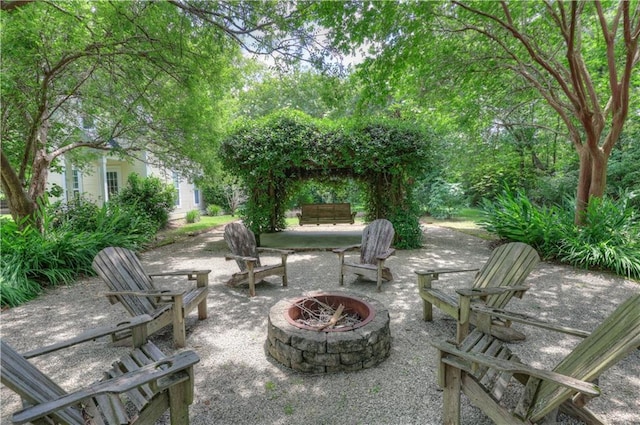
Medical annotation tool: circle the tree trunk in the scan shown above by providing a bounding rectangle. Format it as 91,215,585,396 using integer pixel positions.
575,145,608,225
575,148,592,225
1,150,37,226
1,138,52,231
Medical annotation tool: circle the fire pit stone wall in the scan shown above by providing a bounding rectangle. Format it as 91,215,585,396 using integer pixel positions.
266,291,391,373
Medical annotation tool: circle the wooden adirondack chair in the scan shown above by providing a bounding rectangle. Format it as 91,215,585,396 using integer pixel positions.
223,222,294,297
432,293,640,425
1,315,200,425
333,219,395,292
92,246,210,348
416,242,540,342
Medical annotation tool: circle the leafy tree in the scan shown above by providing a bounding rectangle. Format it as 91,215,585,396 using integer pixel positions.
312,1,640,224
230,66,358,120
1,0,335,230
1,1,236,228
448,1,639,224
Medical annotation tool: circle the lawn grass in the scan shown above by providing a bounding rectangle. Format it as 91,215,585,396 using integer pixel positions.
151,215,238,247
422,208,497,240
152,210,495,247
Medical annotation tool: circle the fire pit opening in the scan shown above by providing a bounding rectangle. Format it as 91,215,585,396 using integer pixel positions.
267,291,391,373
286,294,375,332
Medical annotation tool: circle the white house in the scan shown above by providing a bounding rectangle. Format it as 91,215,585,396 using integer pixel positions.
48,151,203,221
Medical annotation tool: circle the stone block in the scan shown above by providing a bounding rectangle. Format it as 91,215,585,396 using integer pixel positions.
290,330,326,353
303,351,340,367
326,331,367,353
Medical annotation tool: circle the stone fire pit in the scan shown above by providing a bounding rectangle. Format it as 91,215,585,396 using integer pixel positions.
266,291,391,373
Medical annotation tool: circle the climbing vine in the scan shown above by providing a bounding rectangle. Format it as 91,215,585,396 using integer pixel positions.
219,110,433,248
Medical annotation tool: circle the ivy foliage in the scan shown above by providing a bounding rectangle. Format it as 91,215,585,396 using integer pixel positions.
219,110,433,248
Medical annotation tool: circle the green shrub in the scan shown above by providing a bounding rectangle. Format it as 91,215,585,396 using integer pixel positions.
1,215,92,307
388,206,424,249
478,188,562,251
424,179,467,219
186,210,201,223
1,217,46,306
206,204,222,216
48,197,101,231
1,198,159,307
111,173,175,230
557,196,640,279
480,188,640,279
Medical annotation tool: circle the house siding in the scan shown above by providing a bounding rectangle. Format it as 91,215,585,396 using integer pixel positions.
48,153,203,221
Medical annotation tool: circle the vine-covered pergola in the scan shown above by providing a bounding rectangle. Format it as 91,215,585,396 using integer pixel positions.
219,111,433,248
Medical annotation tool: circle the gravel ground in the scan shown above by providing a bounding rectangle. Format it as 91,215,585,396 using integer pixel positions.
1,223,639,425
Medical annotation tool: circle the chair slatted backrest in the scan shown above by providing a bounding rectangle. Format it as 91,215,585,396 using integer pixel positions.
92,247,159,316
1,340,85,425
474,242,540,308
224,222,261,270
360,219,395,265
528,294,640,422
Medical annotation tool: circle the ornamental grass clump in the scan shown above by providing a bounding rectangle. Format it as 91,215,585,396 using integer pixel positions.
1,197,161,307
480,189,639,280
557,196,640,279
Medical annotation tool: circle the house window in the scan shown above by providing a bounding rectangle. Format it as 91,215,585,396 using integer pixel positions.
173,172,181,206
194,187,200,205
106,171,119,196
72,169,81,199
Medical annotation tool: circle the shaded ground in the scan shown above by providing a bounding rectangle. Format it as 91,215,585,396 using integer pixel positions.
1,224,638,424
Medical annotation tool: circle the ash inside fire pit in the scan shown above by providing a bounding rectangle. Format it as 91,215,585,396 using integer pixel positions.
267,291,391,373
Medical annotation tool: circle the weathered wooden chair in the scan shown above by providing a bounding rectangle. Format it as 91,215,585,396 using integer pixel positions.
332,219,395,292
416,242,540,342
92,246,210,348
223,222,294,297
1,315,200,425
432,293,640,425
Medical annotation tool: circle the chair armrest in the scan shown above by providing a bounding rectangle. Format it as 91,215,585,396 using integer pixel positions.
332,244,361,254
225,254,258,264
257,248,295,255
21,315,154,359
149,270,211,278
376,248,395,261
470,304,591,338
104,290,185,298
11,350,200,425
456,285,530,298
416,268,480,293
414,268,479,277
432,339,600,396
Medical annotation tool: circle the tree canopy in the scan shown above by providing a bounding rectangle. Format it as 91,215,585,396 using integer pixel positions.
0,0,335,228
311,0,640,223
2,0,638,233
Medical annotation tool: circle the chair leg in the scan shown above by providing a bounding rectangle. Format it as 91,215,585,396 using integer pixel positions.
196,274,208,320
443,362,462,425
169,381,191,425
197,299,207,321
247,264,256,297
417,273,435,321
248,272,256,297
173,296,186,348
